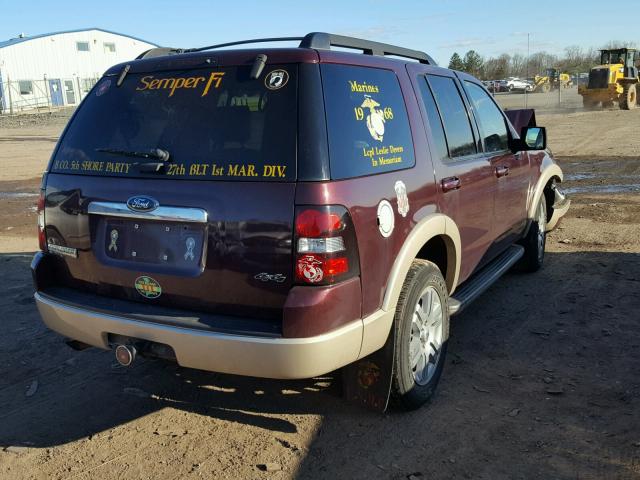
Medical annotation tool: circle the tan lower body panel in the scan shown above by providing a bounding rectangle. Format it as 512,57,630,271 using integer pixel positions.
35,292,365,380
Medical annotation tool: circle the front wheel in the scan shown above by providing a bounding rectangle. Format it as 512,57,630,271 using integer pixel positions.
391,260,449,410
518,195,547,272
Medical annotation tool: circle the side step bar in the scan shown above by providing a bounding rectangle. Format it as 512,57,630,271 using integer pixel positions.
448,245,524,316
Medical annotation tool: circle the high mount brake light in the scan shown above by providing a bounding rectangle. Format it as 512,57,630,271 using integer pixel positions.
294,206,359,285
37,190,47,252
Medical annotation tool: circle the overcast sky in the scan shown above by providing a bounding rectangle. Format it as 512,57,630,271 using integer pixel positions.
1,0,635,65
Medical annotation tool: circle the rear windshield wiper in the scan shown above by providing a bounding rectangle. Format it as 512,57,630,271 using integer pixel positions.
96,147,171,162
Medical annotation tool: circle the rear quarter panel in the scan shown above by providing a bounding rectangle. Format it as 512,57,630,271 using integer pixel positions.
296,54,438,316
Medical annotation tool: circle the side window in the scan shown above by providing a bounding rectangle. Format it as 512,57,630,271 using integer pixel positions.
464,81,509,153
426,75,476,159
417,78,448,163
321,64,415,180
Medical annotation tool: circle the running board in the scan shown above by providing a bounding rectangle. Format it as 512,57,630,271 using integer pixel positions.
448,245,524,316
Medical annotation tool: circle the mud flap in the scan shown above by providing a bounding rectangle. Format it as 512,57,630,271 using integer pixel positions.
342,326,395,412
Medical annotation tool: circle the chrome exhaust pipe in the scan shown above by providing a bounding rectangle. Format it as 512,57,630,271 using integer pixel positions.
114,344,136,367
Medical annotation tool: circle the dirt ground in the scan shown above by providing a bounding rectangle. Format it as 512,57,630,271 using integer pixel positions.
0,108,639,479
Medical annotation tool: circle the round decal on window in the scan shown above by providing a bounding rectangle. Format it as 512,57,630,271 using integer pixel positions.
95,79,111,97
264,69,289,90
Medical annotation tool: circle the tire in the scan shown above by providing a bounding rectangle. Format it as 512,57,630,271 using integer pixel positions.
542,83,551,93
518,194,547,272
620,84,637,110
391,260,449,410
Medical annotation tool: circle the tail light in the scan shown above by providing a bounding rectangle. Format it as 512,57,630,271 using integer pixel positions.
294,206,360,285
37,190,47,252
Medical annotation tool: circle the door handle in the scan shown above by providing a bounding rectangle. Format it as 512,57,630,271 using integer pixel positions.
495,165,510,178
441,176,461,192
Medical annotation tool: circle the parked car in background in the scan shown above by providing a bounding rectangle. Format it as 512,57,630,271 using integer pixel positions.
485,79,509,93
506,77,534,92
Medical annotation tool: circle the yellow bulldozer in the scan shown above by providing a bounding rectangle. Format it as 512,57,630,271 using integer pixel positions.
533,68,572,93
578,48,640,109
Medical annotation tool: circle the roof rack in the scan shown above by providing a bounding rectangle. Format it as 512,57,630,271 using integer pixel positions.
136,47,185,59
174,32,435,65
300,32,435,65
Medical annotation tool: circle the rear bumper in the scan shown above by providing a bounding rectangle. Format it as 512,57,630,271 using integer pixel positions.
35,291,363,379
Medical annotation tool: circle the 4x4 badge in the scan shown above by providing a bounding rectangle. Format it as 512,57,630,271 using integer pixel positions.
134,276,162,299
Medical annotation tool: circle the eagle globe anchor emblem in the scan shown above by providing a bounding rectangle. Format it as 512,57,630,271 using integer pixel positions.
361,95,386,142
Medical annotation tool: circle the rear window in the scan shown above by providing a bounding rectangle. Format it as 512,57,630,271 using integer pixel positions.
321,64,415,179
51,65,297,181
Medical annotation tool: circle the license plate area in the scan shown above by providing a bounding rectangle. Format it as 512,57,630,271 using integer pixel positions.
96,218,206,276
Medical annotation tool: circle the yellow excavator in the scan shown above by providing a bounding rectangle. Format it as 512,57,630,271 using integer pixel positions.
533,68,572,93
578,48,640,109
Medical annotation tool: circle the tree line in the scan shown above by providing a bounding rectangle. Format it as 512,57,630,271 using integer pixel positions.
448,42,638,80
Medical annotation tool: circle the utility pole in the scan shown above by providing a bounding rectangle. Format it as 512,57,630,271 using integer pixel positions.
7,76,13,115
525,33,530,109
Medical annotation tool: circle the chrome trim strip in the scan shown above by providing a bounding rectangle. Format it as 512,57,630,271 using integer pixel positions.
88,201,207,223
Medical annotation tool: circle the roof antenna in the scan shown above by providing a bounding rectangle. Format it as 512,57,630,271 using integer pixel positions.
250,54,267,79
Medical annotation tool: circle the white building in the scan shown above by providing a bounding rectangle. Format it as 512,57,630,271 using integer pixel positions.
0,28,158,113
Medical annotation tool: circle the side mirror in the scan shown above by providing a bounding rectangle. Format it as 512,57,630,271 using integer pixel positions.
520,126,546,150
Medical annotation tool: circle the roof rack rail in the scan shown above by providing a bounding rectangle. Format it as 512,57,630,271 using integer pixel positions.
300,32,435,65
136,47,185,59
184,37,303,53
176,32,435,65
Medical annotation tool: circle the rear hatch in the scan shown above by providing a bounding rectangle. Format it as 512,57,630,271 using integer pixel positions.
41,53,310,332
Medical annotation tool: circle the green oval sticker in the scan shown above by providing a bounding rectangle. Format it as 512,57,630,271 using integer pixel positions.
134,276,162,299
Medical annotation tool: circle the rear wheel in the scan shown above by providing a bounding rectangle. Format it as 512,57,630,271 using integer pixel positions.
518,195,547,272
620,84,637,110
391,260,449,410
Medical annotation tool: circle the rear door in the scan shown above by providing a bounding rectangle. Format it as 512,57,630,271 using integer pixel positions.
44,63,299,323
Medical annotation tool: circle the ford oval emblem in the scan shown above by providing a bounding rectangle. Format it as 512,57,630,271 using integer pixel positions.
126,195,159,213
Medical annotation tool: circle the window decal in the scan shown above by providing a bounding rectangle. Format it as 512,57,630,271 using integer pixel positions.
322,64,415,179
264,69,289,90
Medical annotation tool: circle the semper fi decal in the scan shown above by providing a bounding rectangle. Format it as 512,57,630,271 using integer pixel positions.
135,71,225,97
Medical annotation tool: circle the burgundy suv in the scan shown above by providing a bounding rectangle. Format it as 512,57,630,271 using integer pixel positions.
32,33,569,411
